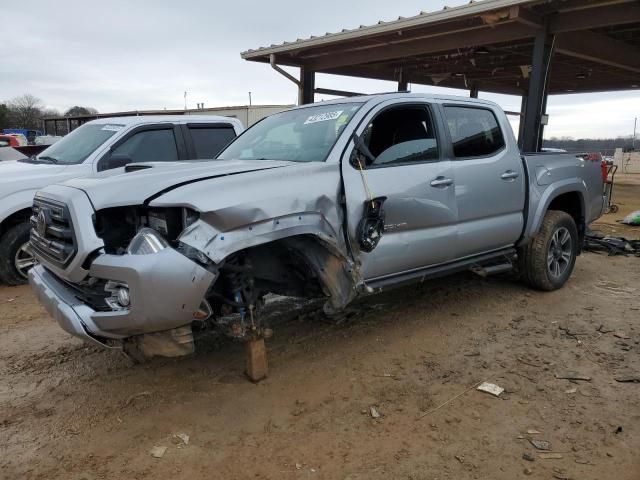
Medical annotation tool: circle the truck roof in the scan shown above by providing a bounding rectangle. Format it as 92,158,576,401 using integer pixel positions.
85,115,243,128
293,92,500,110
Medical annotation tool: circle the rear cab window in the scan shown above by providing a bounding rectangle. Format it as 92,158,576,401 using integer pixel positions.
444,106,505,158
188,125,237,159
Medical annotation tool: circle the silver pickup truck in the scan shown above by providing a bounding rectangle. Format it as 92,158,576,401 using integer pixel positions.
29,93,605,359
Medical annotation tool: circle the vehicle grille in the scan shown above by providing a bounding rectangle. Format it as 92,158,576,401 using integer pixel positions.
30,198,77,268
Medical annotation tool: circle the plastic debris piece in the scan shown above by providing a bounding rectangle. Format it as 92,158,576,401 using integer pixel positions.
150,446,167,458
555,372,591,381
530,439,552,451
539,453,563,459
614,374,640,383
370,406,381,418
174,433,189,445
527,429,541,435
477,382,504,397
621,210,640,225
565,387,578,394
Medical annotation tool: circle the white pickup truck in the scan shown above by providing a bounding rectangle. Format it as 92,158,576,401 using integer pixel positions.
0,115,243,284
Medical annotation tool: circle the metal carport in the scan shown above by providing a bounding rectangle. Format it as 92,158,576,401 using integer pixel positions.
241,0,640,152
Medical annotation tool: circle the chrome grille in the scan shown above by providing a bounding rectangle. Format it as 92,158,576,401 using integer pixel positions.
30,198,77,268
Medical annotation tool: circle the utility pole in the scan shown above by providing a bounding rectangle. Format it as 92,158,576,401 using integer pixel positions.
633,116,637,150
248,91,252,106
184,91,187,111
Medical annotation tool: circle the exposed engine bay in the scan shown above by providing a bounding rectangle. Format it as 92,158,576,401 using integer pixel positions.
89,206,355,353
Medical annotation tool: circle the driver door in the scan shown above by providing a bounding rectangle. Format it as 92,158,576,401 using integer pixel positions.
342,101,458,280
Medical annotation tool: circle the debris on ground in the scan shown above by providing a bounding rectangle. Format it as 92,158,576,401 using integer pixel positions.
149,446,167,458
565,387,578,394
476,382,504,397
583,232,640,256
621,210,640,226
173,433,189,445
524,467,533,475
529,439,552,451
124,391,152,406
526,429,541,434
597,325,614,334
613,331,630,339
539,453,563,459
522,452,535,462
369,406,381,419
555,372,592,381
614,374,640,383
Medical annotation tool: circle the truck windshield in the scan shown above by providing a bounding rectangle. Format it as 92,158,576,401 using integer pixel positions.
34,123,123,165
218,103,362,162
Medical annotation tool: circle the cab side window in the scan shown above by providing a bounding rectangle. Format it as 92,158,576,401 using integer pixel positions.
363,105,438,168
112,128,179,163
444,106,505,158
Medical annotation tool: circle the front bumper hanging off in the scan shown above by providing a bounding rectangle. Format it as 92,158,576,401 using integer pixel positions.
29,247,216,348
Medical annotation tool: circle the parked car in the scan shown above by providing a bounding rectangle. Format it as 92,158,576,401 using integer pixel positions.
7,133,28,146
0,134,20,148
35,135,63,146
2,128,43,145
0,115,243,285
28,93,605,361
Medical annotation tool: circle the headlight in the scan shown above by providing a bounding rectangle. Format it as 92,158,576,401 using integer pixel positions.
126,228,169,255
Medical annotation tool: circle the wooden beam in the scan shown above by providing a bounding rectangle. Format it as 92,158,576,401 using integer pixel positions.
549,2,640,33
307,22,538,71
556,30,640,74
509,5,543,29
314,87,364,97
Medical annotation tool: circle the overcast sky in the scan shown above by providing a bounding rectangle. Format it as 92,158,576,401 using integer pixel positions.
2,0,639,139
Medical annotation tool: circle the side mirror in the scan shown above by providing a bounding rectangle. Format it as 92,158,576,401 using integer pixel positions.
100,154,132,171
350,132,376,168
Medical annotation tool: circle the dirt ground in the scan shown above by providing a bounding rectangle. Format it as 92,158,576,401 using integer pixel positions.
1,180,640,480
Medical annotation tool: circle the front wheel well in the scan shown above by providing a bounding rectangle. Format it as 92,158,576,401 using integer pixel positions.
207,235,357,316
0,208,32,239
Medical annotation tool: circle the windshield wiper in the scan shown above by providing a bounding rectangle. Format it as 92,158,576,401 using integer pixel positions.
37,155,59,164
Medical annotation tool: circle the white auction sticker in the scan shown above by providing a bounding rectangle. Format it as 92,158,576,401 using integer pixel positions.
101,124,124,132
304,110,344,125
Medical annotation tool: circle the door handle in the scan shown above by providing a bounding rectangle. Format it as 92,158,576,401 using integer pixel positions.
430,176,453,187
501,170,520,180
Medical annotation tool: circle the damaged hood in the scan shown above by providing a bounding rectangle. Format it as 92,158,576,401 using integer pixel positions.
60,160,293,209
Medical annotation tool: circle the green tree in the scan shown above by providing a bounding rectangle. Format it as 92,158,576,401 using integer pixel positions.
64,106,99,117
0,104,8,128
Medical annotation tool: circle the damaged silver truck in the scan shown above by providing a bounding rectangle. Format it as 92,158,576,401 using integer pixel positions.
29,93,605,371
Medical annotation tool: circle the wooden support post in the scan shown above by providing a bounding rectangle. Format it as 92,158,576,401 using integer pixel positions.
245,337,268,382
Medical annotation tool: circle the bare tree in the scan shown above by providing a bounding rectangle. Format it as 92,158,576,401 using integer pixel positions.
7,94,44,130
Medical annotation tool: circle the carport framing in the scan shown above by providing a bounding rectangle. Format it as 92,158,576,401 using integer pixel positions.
242,0,640,152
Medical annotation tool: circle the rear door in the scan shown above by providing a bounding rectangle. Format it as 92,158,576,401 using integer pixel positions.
442,104,525,258
342,100,458,280
183,123,238,159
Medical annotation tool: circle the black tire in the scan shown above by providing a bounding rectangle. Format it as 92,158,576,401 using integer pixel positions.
0,222,35,286
520,210,578,291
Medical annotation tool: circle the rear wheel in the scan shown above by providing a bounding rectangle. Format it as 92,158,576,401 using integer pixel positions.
0,223,35,285
520,210,578,291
